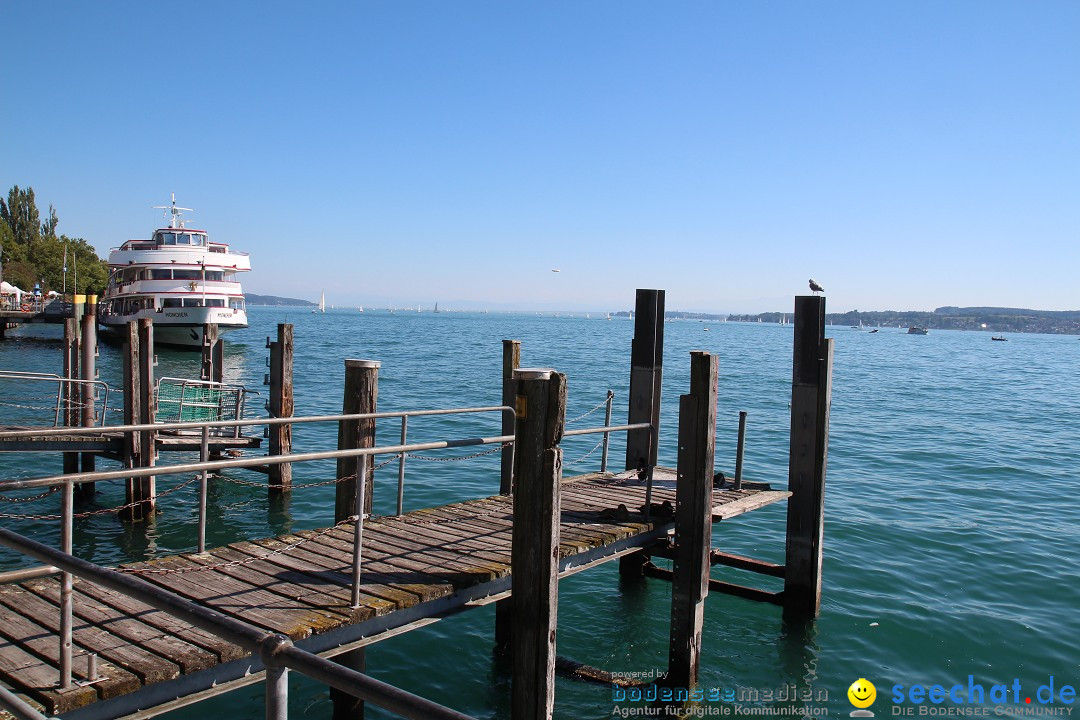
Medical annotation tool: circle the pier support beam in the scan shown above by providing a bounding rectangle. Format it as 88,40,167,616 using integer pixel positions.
667,351,717,691
620,289,665,578
121,319,156,522
78,297,97,498
494,339,521,656
62,318,80,477
201,323,223,384
510,367,566,720
267,323,294,495
783,296,833,621
333,359,379,720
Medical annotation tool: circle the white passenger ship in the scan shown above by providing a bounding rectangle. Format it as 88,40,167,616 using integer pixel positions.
99,195,250,348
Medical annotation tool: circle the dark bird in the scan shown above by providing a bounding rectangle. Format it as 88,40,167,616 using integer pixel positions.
809,278,824,294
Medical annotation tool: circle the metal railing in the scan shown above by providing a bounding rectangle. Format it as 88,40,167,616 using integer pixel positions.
0,403,653,715
0,371,111,427
0,528,475,720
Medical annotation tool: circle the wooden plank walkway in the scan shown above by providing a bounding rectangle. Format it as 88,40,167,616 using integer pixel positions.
0,426,262,453
0,469,788,718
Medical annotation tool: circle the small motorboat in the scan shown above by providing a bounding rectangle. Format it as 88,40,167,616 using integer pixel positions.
991,336,1007,341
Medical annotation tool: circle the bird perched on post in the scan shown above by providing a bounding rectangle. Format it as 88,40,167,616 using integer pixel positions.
809,278,824,294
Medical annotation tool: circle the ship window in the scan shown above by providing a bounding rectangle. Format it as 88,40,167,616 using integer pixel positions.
176,234,191,245
173,269,201,280
162,298,182,308
205,298,225,307
191,234,204,246
162,233,176,245
182,298,203,307
204,271,223,282
151,269,172,280
229,298,245,310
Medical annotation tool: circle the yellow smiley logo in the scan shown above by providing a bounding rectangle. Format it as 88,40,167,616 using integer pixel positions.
848,678,876,709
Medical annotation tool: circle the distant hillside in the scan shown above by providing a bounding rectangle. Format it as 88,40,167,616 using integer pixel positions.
245,293,314,307
824,306,1080,335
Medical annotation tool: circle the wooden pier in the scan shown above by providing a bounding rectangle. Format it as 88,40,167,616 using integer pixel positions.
0,469,787,716
0,289,834,720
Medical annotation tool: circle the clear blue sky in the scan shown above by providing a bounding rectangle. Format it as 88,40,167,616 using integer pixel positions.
3,2,1077,313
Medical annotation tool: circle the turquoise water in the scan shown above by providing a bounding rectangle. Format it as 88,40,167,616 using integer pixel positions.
1,308,1078,719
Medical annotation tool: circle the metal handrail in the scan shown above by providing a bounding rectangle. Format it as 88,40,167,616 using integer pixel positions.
0,371,111,427
0,528,475,720
0,407,653,712
0,405,516,438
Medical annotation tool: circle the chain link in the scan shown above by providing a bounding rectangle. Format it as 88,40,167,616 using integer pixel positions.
405,442,509,463
566,437,606,466
0,486,59,503
566,393,614,425
0,474,200,520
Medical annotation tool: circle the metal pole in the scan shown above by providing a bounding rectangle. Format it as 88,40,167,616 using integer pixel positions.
351,455,367,609
198,425,209,553
397,416,407,516
734,410,747,491
265,664,288,720
59,480,73,688
600,390,614,473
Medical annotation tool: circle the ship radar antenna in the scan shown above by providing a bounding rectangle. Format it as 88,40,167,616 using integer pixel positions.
152,192,194,229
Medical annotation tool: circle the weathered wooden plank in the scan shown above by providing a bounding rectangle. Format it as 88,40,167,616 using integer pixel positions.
712,490,791,520
0,589,140,701
347,525,506,584
129,556,339,638
23,579,218,675
282,528,454,603
0,633,97,714
244,535,428,609
0,583,180,685
186,547,368,624
74,580,246,663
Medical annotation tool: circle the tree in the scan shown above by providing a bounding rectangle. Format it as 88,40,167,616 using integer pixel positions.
0,185,110,293
0,186,41,257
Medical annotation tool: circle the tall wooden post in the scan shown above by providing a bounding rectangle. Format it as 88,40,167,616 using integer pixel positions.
62,318,80,476
500,340,520,495
667,351,717,690
332,359,378,720
201,323,223,384
335,359,378,521
121,320,156,521
620,289,665,578
268,323,294,494
783,296,833,621
78,297,97,498
510,368,566,720
494,339,521,656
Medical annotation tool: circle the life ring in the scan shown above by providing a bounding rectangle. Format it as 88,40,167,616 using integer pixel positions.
20,303,30,312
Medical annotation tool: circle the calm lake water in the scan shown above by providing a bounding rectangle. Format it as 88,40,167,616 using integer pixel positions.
1,306,1078,719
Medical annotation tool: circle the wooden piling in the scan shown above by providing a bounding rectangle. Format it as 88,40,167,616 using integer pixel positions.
121,320,156,521
62,318,80,476
494,339,521,656
201,323,223,384
335,360,379,522
510,368,566,720
667,351,717,691
620,289,665,578
783,296,833,621
332,359,379,720
78,297,97,497
267,323,294,494
500,339,520,495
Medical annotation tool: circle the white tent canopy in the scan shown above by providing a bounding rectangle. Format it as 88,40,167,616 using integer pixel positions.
0,281,24,302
